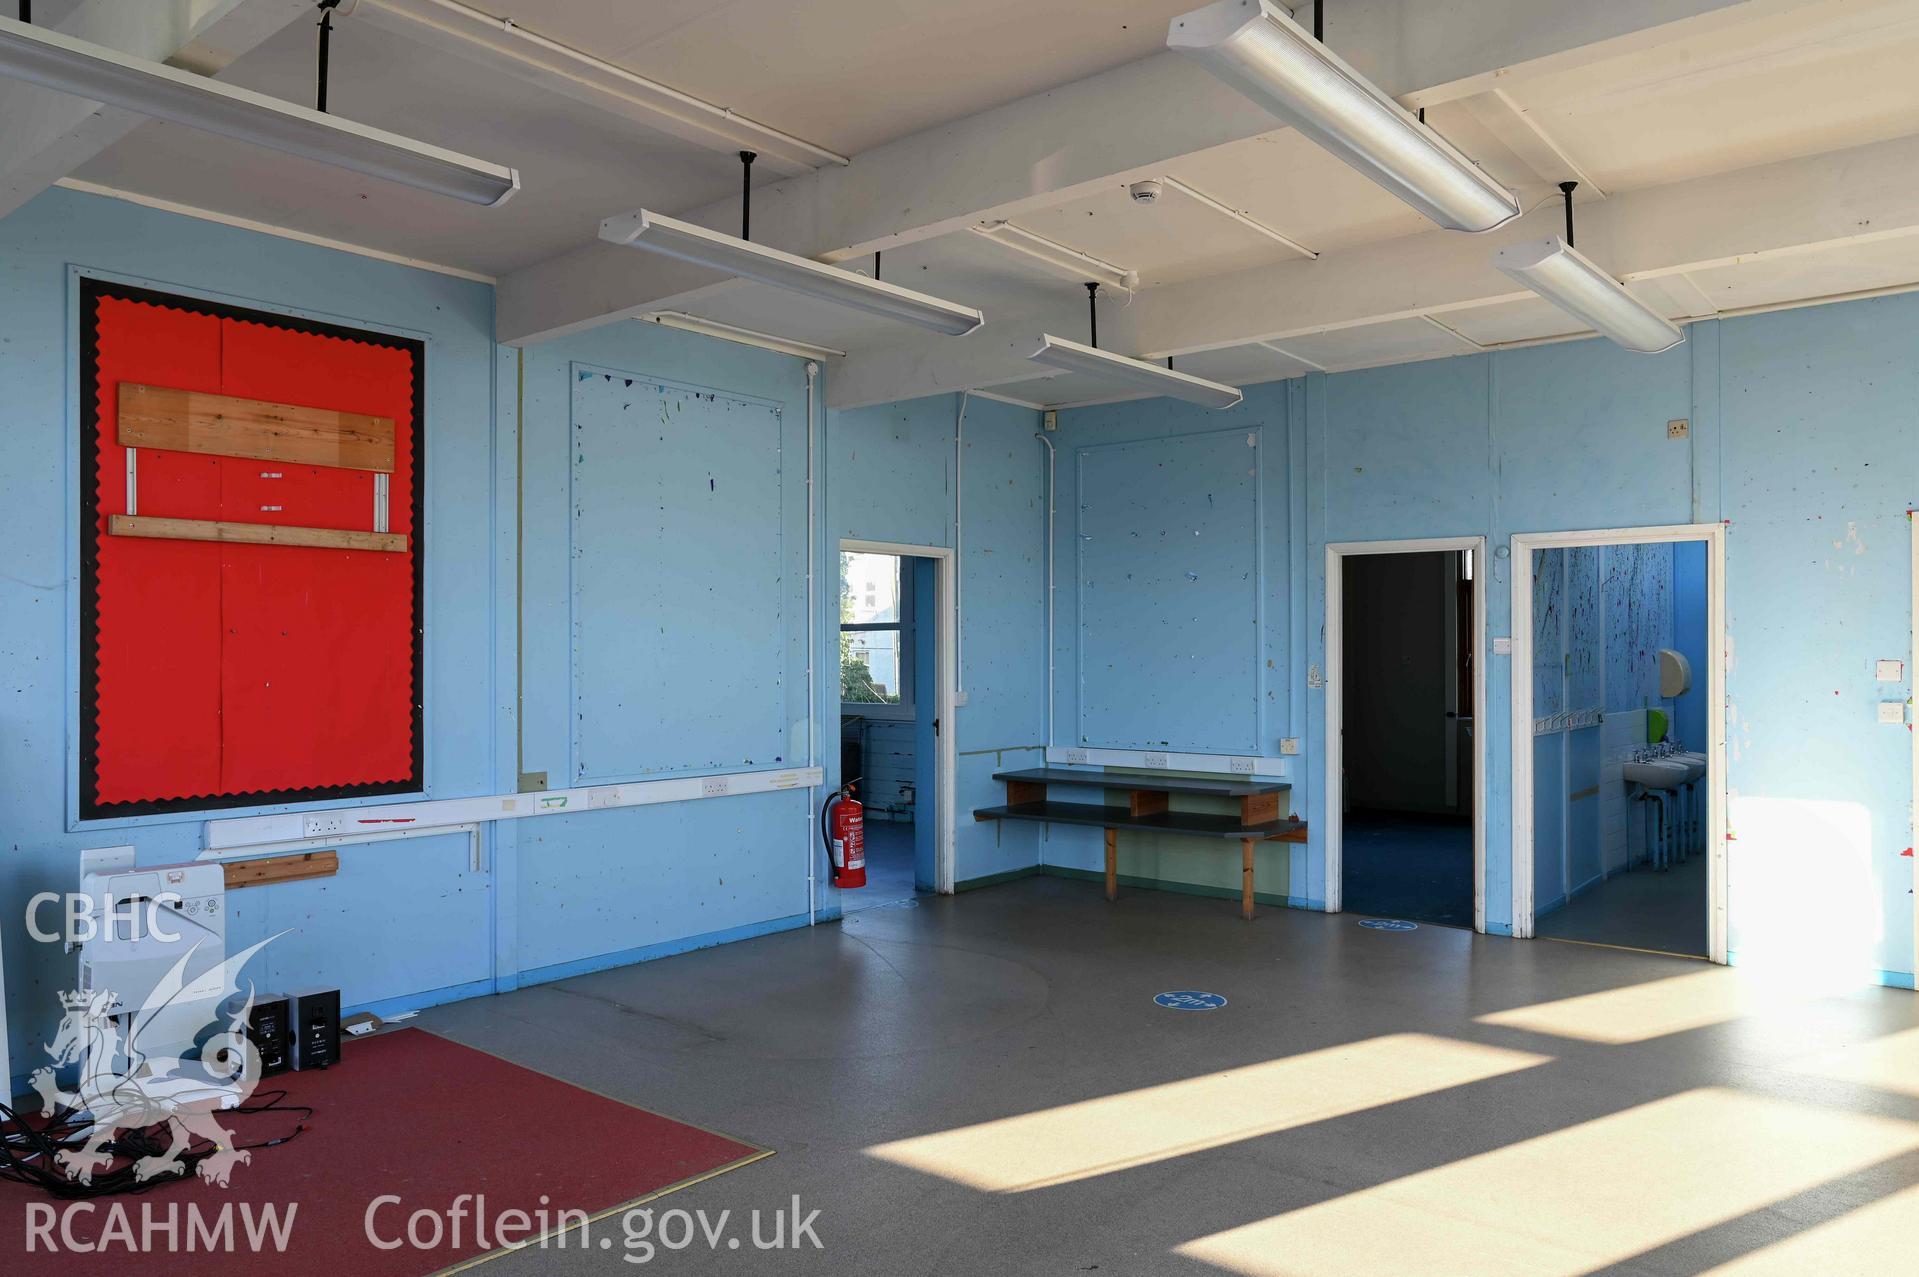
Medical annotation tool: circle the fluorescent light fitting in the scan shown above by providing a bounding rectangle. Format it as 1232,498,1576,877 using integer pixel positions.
1167,0,1520,233
1494,238,1684,354
362,0,847,174
971,221,1139,291
1028,334,1243,409
0,15,518,206
642,311,846,361
1161,177,1316,259
601,210,984,336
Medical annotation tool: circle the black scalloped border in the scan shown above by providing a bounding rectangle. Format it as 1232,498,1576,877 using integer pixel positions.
79,277,427,820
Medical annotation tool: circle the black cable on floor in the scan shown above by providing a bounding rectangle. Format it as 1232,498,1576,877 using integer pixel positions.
0,1091,311,1200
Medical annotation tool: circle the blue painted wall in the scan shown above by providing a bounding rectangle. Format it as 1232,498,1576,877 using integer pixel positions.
0,188,498,1079
506,319,823,985
1043,397,1302,904
4,185,1917,1088
1057,302,1916,983
824,394,1047,887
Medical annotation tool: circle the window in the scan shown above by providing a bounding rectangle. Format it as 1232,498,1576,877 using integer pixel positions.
841,552,913,714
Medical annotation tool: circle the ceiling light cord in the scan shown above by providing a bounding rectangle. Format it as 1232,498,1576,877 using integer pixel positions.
1086,281,1100,348
739,150,756,240
1559,180,1578,248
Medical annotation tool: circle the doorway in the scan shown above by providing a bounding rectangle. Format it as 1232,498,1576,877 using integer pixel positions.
837,541,957,910
1326,537,1486,930
1513,528,1724,960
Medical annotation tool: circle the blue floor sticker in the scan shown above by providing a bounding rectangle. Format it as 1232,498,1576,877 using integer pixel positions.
1359,919,1419,931
1155,991,1228,1010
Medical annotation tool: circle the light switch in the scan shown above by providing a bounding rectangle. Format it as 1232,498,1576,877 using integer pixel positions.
1878,701,1907,725
1877,659,1904,682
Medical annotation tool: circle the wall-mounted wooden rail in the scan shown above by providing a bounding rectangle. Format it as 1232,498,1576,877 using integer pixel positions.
110,514,407,553
118,383,396,472
223,850,339,890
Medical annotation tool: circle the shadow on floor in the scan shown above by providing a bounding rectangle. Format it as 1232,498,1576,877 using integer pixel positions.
419,874,1919,1276
1341,807,1473,929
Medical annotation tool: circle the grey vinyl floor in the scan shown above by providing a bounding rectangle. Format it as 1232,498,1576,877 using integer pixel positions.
419,874,1919,1275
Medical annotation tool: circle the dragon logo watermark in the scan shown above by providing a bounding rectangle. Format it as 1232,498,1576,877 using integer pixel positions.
31,934,282,1189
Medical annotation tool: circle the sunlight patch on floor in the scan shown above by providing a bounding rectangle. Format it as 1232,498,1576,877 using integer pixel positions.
863,1033,1548,1192
1697,1183,1919,1275
1176,1088,1919,1277
1474,968,1786,1043
1790,1024,1919,1098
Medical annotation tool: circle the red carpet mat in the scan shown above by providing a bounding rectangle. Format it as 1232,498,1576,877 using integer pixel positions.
1,1027,769,1274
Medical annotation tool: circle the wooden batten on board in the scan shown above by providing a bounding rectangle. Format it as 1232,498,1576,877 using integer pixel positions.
118,382,397,472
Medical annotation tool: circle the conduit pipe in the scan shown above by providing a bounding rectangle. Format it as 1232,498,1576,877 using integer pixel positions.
953,390,971,699
805,359,820,926
1035,432,1056,750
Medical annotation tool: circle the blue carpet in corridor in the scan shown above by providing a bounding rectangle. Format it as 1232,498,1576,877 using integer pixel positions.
1341,808,1474,929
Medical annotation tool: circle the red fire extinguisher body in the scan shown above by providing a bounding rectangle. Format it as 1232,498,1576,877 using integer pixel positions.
829,789,866,888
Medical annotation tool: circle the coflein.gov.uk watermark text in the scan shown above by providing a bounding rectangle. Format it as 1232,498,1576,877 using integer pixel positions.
364,1194,825,1264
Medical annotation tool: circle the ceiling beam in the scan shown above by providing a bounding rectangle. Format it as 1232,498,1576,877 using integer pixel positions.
497,0,1776,345
826,130,1919,407
0,0,311,220
354,0,847,175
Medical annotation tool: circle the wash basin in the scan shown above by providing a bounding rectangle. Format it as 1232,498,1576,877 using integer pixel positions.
1670,752,1706,782
1623,760,1689,788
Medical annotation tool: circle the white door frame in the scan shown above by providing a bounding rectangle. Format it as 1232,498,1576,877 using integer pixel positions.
840,539,958,894
1908,519,1918,971
1325,536,1488,930
1509,523,1728,962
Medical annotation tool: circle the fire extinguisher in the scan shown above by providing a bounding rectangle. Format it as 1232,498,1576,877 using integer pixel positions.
821,783,865,889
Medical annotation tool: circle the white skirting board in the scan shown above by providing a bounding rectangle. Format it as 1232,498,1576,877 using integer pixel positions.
202,766,824,857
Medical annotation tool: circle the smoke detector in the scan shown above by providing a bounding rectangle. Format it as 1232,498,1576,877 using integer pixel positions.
1129,179,1163,204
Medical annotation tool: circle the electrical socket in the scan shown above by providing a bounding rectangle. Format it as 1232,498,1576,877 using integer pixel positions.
1668,418,1689,439
1280,738,1301,756
701,776,731,798
1228,757,1256,775
1065,749,1088,764
1141,752,1169,769
302,814,348,838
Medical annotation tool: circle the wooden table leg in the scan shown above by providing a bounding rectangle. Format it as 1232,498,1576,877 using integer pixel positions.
1104,828,1118,901
1241,837,1255,920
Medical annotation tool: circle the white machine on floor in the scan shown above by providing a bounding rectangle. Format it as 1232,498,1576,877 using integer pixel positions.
74,848,230,1067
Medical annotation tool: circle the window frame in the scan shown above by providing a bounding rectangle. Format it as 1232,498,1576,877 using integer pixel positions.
840,553,915,720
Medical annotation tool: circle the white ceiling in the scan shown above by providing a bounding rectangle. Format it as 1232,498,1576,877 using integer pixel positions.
31,0,1919,397
71,14,751,275
471,0,1197,155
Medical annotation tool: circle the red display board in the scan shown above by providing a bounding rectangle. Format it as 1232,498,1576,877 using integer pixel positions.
81,280,423,816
